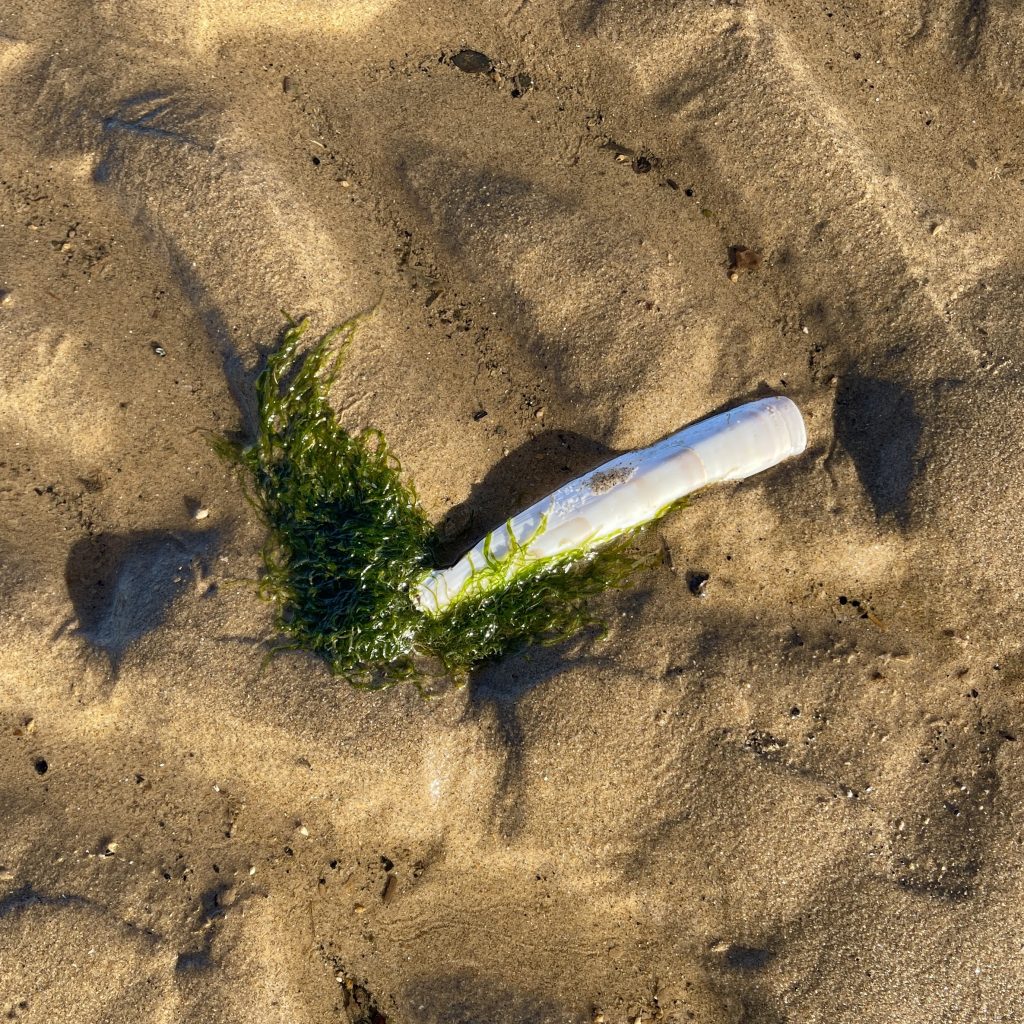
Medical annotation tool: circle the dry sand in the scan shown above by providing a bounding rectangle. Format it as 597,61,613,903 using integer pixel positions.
2,1,1024,1020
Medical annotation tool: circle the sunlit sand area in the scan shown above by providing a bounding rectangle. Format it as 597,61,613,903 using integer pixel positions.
1,1,1022,1020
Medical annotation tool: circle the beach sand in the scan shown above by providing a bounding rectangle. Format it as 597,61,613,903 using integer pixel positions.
2,1,1023,1020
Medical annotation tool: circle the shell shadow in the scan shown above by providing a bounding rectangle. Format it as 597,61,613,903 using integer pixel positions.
434,428,618,566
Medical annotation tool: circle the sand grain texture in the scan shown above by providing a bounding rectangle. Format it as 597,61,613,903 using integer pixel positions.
1,1,1023,1021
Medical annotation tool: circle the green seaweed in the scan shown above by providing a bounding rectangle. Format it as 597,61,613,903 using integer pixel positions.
419,538,644,676
219,317,650,686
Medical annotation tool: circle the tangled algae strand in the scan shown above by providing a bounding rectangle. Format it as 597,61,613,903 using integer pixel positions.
218,318,646,686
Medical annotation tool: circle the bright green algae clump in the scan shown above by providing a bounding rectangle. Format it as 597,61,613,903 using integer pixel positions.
219,318,645,686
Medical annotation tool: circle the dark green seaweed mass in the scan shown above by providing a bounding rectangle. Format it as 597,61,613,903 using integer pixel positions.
218,318,645,687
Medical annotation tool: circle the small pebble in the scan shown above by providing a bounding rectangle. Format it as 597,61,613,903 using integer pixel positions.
152,343,166,357
687,571,710,597
0,289,12,305
193,506,210,521
353,903,366,914
512,72,533,96
728,245,762,275
452,49,492,74
298,823,309,838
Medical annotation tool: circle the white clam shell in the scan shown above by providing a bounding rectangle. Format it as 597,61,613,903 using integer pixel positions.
415,396,806,615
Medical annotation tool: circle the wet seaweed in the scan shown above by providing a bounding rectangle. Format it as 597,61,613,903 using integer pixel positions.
419,538,644,675
218,318,649,686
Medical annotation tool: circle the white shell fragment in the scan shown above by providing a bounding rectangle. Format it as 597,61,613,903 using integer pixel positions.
414,396,806,615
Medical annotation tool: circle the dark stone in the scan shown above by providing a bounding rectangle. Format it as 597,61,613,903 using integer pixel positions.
452,50,493,74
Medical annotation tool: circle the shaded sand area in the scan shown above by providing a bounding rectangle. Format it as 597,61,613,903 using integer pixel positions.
2,1,1024,1020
